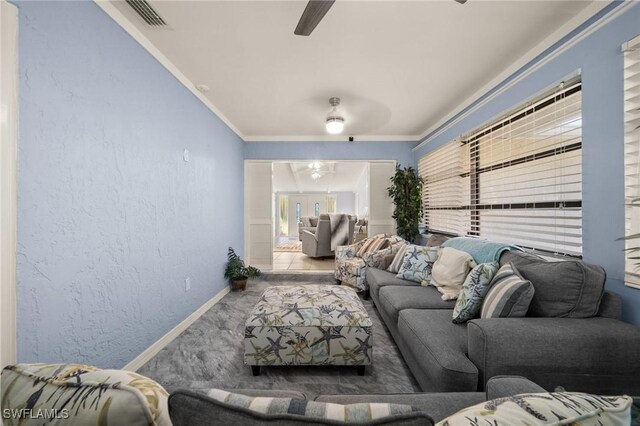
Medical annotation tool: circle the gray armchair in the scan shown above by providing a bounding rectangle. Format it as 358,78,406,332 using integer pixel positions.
301,214,355,258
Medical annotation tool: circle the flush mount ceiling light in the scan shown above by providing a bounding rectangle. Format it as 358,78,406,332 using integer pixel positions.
326,97,344,135
308,161,322,169
311,171,321,180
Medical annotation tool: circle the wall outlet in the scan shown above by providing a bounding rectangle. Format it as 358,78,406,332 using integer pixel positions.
185,277,191,291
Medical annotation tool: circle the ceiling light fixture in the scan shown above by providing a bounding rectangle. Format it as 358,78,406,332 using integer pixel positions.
311,171,321,179
326,97,344,135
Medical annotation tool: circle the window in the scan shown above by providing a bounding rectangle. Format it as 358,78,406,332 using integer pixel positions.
327,195,336,214
624,35,640,288
315,202,320,216
420,78,583,256
296,202,301,225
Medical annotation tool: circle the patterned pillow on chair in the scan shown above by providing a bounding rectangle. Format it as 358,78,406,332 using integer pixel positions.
356,237,389,258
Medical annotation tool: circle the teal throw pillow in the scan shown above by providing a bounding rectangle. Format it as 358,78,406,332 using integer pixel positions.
452,262,499,323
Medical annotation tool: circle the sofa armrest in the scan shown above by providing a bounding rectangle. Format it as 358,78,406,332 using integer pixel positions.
300,230,317,241
485,376,546,400
467,317,640,394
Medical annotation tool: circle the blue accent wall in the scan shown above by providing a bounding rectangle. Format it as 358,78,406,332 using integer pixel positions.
245,141,418,169
16,1,244,368
413,3,640,325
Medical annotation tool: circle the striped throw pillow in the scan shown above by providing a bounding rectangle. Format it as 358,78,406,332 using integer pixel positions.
387,244,409,273
206,389,427,424
356,237,389,258
481,262,535,318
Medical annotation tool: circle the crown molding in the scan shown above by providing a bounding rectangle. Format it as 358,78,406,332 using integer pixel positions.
94,1,245,140
244,135,419,143
413,0,620,152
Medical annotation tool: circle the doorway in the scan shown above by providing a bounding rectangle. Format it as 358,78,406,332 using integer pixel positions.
0,0,18,368
245,160,396,272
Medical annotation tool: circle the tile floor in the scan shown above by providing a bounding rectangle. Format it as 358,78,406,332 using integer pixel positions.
273,251,335,271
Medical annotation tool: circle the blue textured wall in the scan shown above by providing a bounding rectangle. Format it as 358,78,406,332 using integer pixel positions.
414,3,640,325
245,141,418,169
16,1,244,368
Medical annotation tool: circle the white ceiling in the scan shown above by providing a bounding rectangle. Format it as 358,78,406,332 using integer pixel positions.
273,161,368,192
109,0,600,141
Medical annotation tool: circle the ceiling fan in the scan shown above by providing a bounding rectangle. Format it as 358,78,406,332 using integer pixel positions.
294,0,467,36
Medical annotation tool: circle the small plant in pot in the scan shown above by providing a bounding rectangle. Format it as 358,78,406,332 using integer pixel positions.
224,247,261,291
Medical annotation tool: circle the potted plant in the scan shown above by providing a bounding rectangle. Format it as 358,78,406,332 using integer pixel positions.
224,247,261,291
388,166,424,242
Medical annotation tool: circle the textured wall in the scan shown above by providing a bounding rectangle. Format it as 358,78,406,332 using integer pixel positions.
16,1,244,368
413,3,640,325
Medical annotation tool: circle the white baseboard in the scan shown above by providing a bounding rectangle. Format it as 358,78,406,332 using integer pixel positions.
123,286,230,371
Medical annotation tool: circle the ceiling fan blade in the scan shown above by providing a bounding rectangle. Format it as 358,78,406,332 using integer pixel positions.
454,0,467,3
294,0,336,36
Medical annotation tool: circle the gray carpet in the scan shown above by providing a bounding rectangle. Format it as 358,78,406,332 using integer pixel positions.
137,274,420,398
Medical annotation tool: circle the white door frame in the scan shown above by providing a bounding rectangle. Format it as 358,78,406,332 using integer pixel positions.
244,159,396,268
0,0,18,368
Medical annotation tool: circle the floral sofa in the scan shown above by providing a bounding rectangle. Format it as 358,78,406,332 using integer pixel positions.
334,234,407,295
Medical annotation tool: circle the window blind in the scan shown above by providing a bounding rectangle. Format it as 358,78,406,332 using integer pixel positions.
419,79,582,256
624,35,640,288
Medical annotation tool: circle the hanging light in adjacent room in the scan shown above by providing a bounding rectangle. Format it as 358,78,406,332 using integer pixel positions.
325,97,344,134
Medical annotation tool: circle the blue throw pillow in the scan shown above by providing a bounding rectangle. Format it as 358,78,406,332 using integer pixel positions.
452,262,499,323
396,245,439,284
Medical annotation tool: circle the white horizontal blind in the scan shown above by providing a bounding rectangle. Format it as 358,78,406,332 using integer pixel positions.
419,80,582,256
418,140,469,235
624,35,640,288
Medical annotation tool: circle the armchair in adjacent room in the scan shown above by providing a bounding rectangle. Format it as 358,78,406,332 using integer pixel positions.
301,214,355,258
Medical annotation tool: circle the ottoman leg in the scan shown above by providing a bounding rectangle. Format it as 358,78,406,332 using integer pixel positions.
357,366,366,376
336,279,341,285
251,366,261,376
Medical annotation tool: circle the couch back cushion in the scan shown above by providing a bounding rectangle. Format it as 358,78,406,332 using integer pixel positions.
169,389,432,426
501,251,606,318
1,363,170,426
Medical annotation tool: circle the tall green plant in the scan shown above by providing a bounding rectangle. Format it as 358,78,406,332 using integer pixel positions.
387,166,424,242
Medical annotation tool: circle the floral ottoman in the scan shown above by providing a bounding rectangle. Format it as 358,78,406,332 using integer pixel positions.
244,285,373,376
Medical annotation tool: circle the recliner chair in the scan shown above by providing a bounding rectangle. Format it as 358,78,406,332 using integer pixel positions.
301,214,355,258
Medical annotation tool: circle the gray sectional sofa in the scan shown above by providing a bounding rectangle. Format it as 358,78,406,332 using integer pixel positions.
168,376,546,425
367,249,640,395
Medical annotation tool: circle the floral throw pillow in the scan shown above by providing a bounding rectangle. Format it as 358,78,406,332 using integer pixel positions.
395,245,439,284
437,392,632,426
452,262,499,323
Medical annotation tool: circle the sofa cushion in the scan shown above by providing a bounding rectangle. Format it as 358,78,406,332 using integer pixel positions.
1,363,170,426
437,392,632,426
387,244,409,273
481,263,534,318
168,389,432,426
397,309,478,391
516,259,606,318
452,262,499,323
367,268,420,303
396,245,439,283
315,393,485,423
431,247,477,300
379,286,456,327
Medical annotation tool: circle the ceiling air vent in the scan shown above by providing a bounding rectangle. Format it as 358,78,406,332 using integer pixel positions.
126,0,167,27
